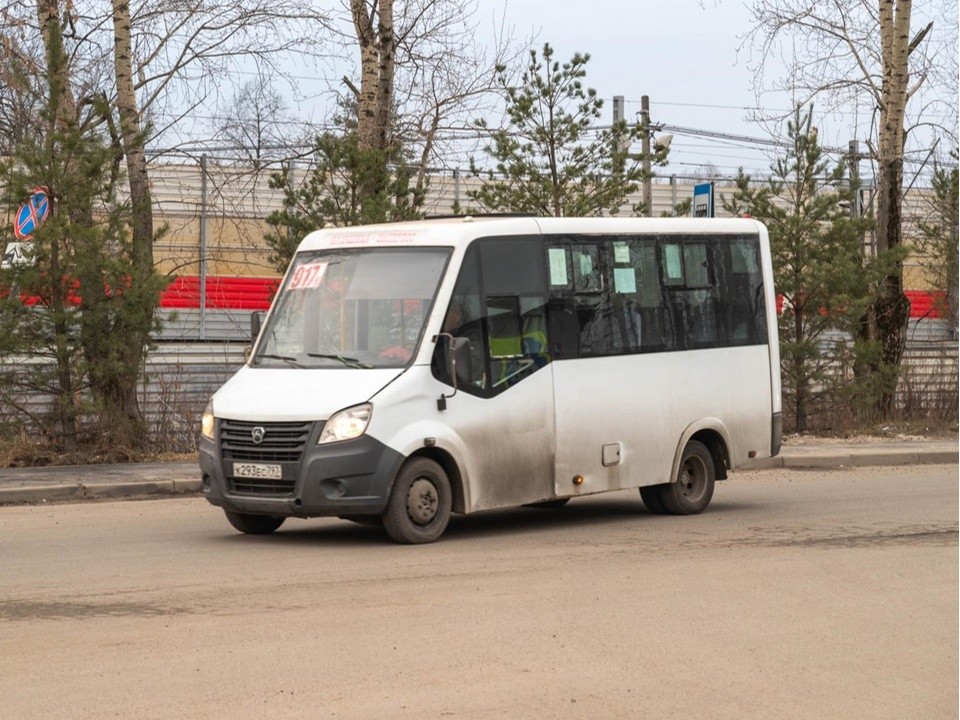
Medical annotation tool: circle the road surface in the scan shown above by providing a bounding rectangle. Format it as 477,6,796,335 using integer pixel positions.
1,464,956,719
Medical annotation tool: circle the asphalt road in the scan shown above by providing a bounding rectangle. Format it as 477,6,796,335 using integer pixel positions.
1,464,957,720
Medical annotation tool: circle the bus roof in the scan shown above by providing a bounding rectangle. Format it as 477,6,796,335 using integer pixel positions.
297,216,764,252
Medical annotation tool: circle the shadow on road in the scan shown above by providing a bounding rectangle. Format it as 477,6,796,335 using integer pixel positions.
209,494,758,546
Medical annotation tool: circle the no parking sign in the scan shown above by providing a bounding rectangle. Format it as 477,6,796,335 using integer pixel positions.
14,186,50,239
3,186,48,268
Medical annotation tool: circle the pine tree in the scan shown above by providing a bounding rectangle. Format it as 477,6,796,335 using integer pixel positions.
263,132,424,273
722,106,902,432
467,44,662,217
0,19,164,454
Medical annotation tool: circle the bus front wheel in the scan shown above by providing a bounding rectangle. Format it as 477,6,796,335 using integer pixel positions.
382,458,452,544
223,510,285,534
661,440,715,514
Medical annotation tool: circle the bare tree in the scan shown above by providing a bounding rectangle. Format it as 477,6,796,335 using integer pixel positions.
390,1,522,195
1,0,335,445
742,0,957,414
0,4,47,152
213,77,299,170
337,0,521,195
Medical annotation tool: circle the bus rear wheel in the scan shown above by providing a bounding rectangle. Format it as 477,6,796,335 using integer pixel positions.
382,458,452,544
659,440,715,515
639,486,668,514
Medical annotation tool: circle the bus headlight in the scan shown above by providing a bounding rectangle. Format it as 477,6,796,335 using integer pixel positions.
319,403,372,444
200,400,215,440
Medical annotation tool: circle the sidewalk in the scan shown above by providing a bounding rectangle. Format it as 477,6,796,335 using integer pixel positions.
0,438,956,505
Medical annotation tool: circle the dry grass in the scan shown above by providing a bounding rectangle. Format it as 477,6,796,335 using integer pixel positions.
0,431,197,468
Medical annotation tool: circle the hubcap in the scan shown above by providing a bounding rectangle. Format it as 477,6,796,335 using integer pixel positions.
406,478,439,525
679,456,707,502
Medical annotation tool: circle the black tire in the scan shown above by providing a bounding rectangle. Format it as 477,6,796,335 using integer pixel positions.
223,510,285,535
382,458,452,544
659,440,716,515
639,485,668,514
524,498,570,509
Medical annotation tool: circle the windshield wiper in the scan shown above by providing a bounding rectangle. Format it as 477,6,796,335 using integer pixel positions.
306,353,373,369
255,353,303,368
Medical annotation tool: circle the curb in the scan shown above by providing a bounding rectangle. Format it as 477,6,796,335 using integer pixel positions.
0,479,203,506
0,452,956,506
740,450,958,471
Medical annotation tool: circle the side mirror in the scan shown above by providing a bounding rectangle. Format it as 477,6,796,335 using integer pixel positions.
433,332,472,411
452,336,473,385
251,310,265,342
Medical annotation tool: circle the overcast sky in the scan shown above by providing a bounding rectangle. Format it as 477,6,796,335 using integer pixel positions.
193,0,956,184
481,0,958,181
494,0,779,178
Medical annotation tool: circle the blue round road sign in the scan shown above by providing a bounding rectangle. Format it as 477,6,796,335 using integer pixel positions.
14,186,50,240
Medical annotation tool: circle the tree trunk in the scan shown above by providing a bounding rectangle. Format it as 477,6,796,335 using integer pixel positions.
871,0,912,416
50,233,78,452
350,0,395,218
351,0,394,153
108,0,155,440
36,0,79,451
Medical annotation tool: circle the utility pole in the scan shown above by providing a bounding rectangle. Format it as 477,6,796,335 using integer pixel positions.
199,154,208,341
640,95,652,217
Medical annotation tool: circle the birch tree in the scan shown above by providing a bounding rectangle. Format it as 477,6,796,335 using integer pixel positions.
338,0,520,204
742,0,956,414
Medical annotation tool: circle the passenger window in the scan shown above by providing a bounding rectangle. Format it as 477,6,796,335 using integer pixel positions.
572,245,602,293
683,243,710,288
662,243,684,286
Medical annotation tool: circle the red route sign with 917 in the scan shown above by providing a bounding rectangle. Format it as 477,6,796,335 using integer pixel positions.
287,262,329,290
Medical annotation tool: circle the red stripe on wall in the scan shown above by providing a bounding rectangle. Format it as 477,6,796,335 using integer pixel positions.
904,290,945,319
15,276,944,320
160,276,280,311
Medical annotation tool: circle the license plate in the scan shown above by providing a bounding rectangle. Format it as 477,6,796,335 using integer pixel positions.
232,462,282,480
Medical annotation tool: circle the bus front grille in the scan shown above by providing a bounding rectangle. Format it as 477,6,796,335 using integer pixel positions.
219,419,313,497
219,419,313,463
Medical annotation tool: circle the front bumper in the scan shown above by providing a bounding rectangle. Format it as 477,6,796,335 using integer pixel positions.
200,428,405,518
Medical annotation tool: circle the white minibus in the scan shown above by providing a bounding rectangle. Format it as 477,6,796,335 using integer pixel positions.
199,217,782,543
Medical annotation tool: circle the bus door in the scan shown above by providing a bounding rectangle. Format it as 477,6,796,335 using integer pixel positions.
547,238,676,497
432,237,557,510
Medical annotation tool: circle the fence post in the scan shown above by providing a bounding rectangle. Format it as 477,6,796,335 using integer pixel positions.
453,167,460,211
641,95,652,217
199,154,208,341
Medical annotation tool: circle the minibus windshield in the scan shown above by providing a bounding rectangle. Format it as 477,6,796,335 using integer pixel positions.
252,247,451,369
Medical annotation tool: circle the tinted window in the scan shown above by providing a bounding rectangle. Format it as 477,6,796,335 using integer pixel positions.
544,233,767,358
432,237,549,397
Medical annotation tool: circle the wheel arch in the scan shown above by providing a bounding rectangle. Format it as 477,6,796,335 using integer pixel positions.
405,447,467,514
671,419,731,483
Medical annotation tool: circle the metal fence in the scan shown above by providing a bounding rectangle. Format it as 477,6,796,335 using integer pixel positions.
1,335,955,447
146,156,949,342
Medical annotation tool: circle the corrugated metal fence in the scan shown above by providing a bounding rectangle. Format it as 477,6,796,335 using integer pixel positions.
2,338,955,448
139,343,247,448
